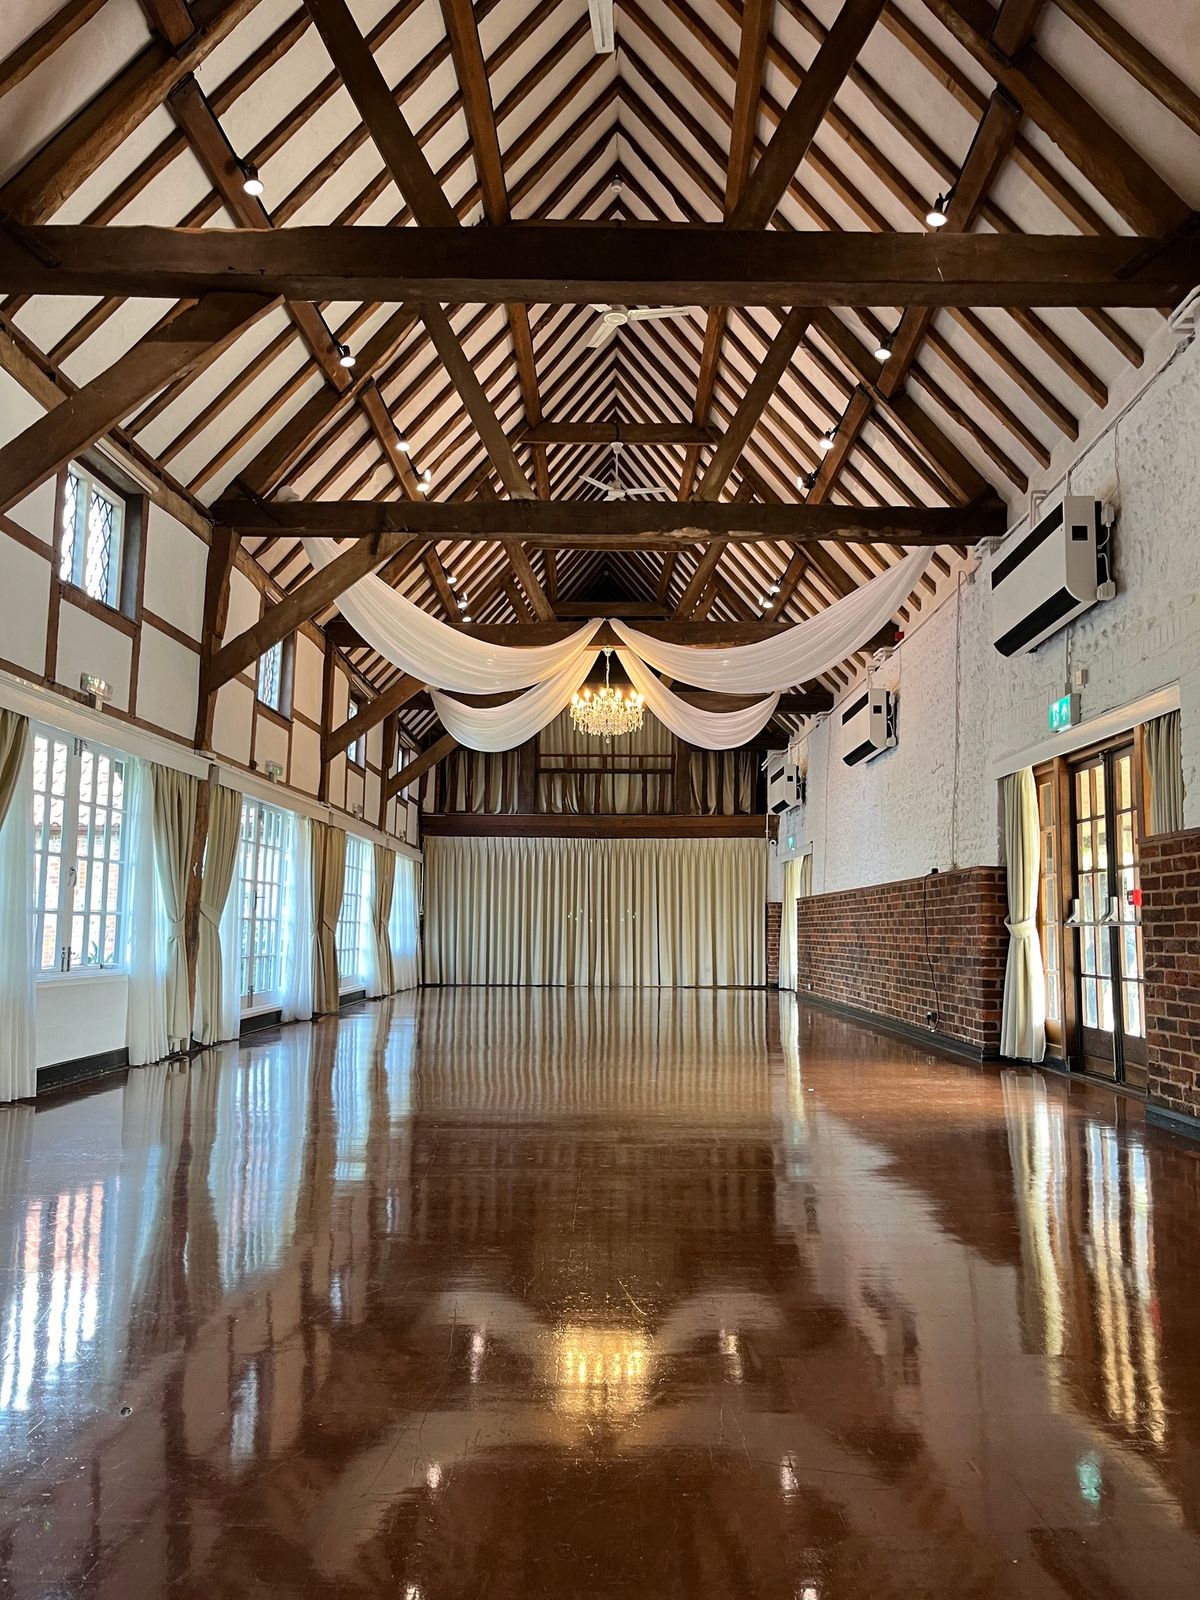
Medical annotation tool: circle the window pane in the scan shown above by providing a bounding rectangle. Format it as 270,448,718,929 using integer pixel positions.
237,799,287,1003
257,643,282,710
336,836,371,985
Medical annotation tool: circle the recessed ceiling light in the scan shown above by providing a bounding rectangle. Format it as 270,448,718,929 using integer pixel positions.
241,162,264,197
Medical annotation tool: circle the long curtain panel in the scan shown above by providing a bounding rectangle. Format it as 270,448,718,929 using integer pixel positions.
0,711,35,1101
194,784,242,1046
150,765,199,1054
538,708,673,815
1145,710,1185,834
1000,767,1047,1062
368,843,396,999
423,836,766,988
126,759,169,1067
311,820,347,1014
777,856,807,992
389,854,421,991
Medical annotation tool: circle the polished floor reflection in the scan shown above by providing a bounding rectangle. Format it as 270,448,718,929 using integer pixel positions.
2,993,1200,1596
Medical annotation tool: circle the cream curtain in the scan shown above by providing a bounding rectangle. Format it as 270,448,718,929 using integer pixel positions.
442,747,521,814
538,708,673,815
690,750,756,815
368,843,396,999
389,854,421,991
194,784,242,1046
1146,710,1185,834
1000,767,1047,1062
126,759,169,1067
0,712,35,1102
311,820,346,1014
424,836,766,987
151,765,199,1054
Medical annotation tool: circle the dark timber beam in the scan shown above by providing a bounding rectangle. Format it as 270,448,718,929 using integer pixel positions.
0,292,270,513
3,226,1194,307
731,0,888,229
324,673,424,761
211,497,1002,545
385,733,458,801
524,422,715,445
693,308,811,501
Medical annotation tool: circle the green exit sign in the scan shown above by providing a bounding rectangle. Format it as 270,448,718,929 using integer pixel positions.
1048,692,1079,732
786,834,795,851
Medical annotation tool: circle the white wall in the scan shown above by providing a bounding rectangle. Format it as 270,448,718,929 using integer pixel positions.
787,328,1200,896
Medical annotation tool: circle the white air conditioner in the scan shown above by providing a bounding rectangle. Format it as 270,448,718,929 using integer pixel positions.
991,495,1109,657
766,750,802,814
841,687,896,766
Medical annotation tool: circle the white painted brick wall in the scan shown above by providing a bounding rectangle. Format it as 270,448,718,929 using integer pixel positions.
801,330,1200,895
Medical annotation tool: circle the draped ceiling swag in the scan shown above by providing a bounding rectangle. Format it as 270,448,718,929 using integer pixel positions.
303,539,929,750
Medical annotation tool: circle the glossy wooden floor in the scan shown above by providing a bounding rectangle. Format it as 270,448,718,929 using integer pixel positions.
2,992,1200,1597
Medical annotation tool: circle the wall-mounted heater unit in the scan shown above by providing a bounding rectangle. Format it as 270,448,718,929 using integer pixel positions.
991,496,1109,657
841,688,896,766
766,750,803,814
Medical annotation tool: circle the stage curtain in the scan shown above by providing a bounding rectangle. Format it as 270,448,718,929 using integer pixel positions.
423,836,766,987
538,708,673,815
613,549,929,691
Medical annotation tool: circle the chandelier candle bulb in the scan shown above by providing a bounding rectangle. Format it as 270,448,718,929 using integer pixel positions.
570,649,645,741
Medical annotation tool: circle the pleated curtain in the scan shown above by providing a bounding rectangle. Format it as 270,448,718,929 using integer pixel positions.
442,748,521,814
0,711,35,1102
126,758,169,1067
424,836,766,987
282,812,314,1023
389,854,421,991
538,709,673,815
1145,710,1185,834
150,765,199,1055
194,784,242,1046
1000,767,1047,1062
311,820,346,1014
690,750,756,815
368,843,396,999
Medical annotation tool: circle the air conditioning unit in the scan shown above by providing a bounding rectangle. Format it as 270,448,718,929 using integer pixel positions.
766,750,803,813
991,496,1109,657
841,688,896,766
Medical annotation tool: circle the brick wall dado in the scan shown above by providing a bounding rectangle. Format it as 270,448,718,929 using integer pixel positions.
766,902,782,986
1141,828,1200,1122
795,867,1009,1055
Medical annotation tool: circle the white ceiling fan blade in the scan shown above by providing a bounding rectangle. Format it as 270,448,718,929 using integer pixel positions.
622,486,671,497
581,474,613,492
627,306,693,323
586,319,619,348
589,0,615,53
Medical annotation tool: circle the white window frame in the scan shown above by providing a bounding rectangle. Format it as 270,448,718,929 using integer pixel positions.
336,834,372,988
59,461,125,610
347,699,366,768
257,640,283,712
32,727,131,976
236,798,288,1007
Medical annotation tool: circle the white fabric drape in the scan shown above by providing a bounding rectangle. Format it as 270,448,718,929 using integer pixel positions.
424,836,765,987
1146,710,1185,834
1000,767,1047,1063
389,854,421,991
302,536,603,691
431,655,592,751
0,714,35,1102
613,549,930,691
281,812,314,1023
777,855,808,991
126,759,169,1067
150,765,199,1054
617,651,780,747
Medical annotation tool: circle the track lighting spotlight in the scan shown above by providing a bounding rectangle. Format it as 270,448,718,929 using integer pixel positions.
457,594,468,608
796,469,817,493
396,433,410,454
241,162,264,197
818,429,836,455
926,193,949,228
874,338,893,363
337,342,355,369
768,583,781,594
461,613,473,623
418,477,431,494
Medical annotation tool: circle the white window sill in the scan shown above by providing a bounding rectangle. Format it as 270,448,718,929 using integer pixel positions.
37,967,129,987
240,996,284,1020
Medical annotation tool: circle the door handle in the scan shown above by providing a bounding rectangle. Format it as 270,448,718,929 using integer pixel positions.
1099,896,1121,927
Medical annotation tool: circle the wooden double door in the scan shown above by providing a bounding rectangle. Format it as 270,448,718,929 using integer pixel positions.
1037,740,1147,1089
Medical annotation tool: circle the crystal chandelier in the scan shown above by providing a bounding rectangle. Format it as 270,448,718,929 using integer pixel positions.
570,648,644,740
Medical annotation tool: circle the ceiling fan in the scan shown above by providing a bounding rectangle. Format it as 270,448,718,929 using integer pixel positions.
581,439,670,501
585,304,693,348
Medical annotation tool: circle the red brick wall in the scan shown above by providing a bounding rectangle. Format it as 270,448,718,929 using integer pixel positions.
795,867,1009,1055
1141,827,1200,1121
766,902,781,986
